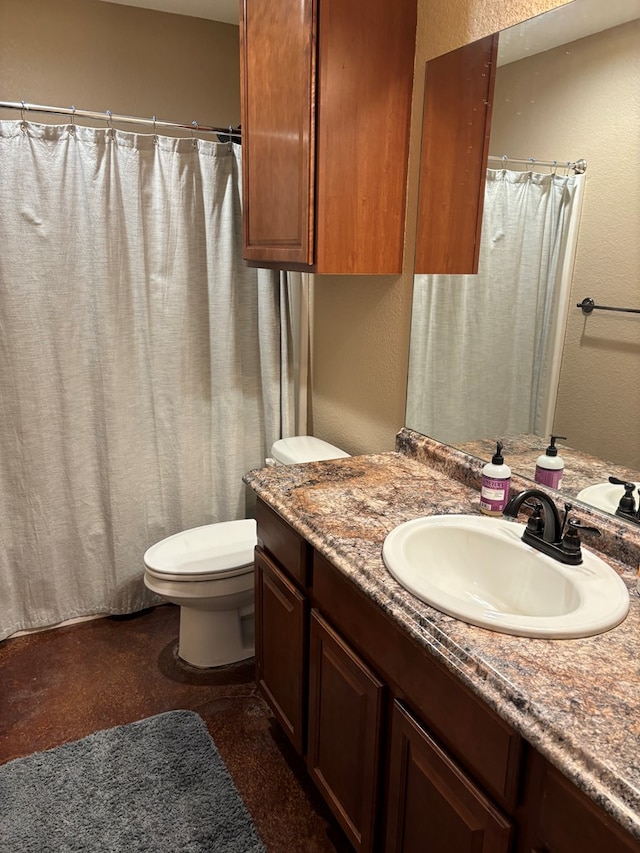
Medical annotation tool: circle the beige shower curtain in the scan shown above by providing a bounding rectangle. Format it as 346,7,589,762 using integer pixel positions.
0,120,294,638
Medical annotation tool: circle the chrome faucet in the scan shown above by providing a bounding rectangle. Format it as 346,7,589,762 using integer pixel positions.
503,488,600,565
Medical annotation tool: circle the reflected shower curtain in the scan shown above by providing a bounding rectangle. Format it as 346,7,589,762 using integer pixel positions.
407,168,583,443
0,121,294,638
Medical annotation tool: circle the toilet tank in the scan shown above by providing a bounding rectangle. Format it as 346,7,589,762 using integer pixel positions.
269,436,350,466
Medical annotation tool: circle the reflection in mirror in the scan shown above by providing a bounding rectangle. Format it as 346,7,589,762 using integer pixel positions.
406,0,640,521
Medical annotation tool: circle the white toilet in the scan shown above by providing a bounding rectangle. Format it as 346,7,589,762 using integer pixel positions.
143,436,349,668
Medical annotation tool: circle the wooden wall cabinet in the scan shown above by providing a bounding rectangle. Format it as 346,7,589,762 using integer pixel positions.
415,34,498,275
239,0,417,274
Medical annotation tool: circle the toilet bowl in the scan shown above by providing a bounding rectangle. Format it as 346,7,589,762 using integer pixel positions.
143,436,349,668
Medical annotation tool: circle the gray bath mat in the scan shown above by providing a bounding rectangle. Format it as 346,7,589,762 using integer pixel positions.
0,710,265,852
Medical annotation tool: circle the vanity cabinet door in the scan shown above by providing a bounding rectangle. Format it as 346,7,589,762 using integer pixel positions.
415,34,498,275
307,610,384,852
386,701,513,853
240,0,417,274
521,750,640,853
254,547,307,754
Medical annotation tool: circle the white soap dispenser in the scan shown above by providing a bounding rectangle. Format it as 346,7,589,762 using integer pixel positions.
480,441,511,516
534,435,566,490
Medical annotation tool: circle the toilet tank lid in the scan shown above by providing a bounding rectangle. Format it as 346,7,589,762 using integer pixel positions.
271,436,350,465
143,519,257,577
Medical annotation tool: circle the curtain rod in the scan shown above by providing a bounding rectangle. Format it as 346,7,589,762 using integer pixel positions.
0,100,241,140
488,154,587,174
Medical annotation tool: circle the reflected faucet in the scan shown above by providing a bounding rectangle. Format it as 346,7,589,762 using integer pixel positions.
503,488,600,565
609,476,640,526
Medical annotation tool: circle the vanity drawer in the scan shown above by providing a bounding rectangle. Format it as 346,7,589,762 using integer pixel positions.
312,552,523,812
256,499,311,589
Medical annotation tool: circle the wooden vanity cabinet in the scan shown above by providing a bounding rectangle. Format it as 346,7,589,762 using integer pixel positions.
254,498,640,853
239,0,417,274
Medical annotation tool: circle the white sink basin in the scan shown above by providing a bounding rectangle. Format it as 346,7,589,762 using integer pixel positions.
577,482,640,515
382,515,629,639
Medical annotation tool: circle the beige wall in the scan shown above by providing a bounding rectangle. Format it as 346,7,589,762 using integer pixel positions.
489,20,640,469
0,0,240,129
311,0,572,455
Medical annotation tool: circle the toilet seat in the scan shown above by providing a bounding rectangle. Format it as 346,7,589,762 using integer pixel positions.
270,436,350,465
143,519,257,583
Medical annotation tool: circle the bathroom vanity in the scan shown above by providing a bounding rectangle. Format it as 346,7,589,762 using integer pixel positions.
243,430,640,853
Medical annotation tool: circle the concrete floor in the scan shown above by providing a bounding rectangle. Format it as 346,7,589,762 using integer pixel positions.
0,604,352,852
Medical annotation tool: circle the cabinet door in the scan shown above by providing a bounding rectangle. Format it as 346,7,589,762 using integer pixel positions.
523,750,640,853
255,548,307,754
313,0,417,274
307,610,384,853
415,34,498,274
240,0,315,267
386,701,513,853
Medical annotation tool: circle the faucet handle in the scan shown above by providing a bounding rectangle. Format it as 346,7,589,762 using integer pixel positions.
561,518,601,560
567,518,601,537
608,476,637,514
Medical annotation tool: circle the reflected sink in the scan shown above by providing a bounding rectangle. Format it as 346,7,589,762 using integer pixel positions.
382,515,629,638
577,482,640,515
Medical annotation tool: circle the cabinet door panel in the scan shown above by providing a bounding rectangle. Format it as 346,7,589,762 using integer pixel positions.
307,610,384,852
386,702,513,853
240,0,315,266
255,549,307,754
415,34,498,274
314,0,417,274
524,750,640,853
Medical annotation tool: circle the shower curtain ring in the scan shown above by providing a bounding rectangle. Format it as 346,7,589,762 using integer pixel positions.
191,120,199,150
152,115,158,145
105,110,114,138
70,105,76,133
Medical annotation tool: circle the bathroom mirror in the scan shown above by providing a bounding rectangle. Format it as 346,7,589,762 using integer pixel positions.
406,0,640,521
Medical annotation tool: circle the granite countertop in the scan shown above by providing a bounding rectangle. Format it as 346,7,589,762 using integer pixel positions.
243,429,640,840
